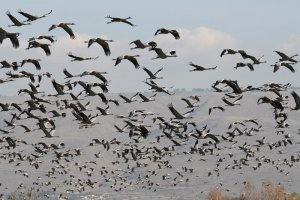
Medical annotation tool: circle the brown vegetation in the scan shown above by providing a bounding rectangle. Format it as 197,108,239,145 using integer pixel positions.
5,181,300,200
7,188,39,200
207,181,300,200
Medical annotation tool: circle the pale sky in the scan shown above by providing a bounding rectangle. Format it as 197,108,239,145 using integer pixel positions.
1,0,300,95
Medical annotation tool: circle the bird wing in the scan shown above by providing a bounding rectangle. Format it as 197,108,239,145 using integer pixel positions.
138,93,149,101
142,67,155,78
269,88,282,98
189,62,205,71
96,106,106,115
171,139,181,146
183,108,194,116
95,93,107,104
223,80,243,94
247,55,259,64
114,56,122,66
119,94,131,102
19,124,31,132
233,95,243,104
148,41,157,48
61,24,75,39
208,107,212,115
168,103,183,119
11,103,22,112
126,56,140,69
282,63,295,73
236,62,247,69
122,19,135,26
28,82,38,93
291,91,300,110
220,49,227,57
170,30,180,39
100,42,111,56
181,98,193,107
51,79,64,95
209,106,225,115
246,63,254,71
78,112,92,124
109,99,119,106
63,68,73,78
97,83,109,93
5,137,16,147
222,97,235,106
153,48,166,57
244,119,259,125
40,44,51,56
216,106,225,112
130,39,139,45
69,92,79,100
149,80,158,85
130,92,139,99
0,28,5,42
114,125,124,132
154,67,163,76
91,71,108,84
17,10,37,20
274,51,287,59
96,39,111,56
6,11,23,25
137,125,149,138
18,10,52,21
42,126,55,138
7,33,20,48
205,134,220,143
238,50,249,59
131,39,143,47
149,93,157,99
38,35,55,43
30,59,41,70
273,64,280,73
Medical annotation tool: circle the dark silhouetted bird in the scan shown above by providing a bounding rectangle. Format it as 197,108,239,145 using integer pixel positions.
155,28,180,40
105,16,136,26
49,22,76,39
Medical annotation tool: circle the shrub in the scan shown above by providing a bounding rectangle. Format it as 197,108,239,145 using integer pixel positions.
207,180,299,200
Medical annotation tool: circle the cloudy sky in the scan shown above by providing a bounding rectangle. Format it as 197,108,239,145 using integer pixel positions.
1,0,300,95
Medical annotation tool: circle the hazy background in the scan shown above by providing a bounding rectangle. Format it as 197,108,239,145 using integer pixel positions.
0,2,300,199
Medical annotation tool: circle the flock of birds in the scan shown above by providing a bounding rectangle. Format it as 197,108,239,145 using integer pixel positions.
0,9,300,200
